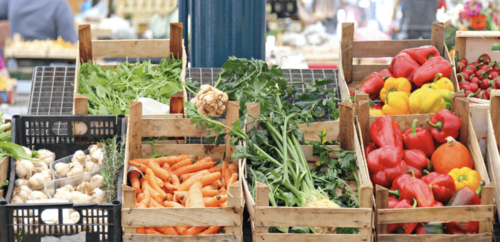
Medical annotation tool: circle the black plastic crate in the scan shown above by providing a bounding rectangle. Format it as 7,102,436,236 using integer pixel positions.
0,115,126,242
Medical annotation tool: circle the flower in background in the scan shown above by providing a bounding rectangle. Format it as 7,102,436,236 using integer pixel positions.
465,1,482,16
494,14,499,25
471,14,488,29
460,10,471,20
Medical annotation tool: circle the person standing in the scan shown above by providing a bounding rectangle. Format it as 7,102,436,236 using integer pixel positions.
392,0,439,39
0,0,77,43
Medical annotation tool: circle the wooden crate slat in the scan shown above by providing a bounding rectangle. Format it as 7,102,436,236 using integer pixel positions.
377,205,494,224
142,118,225,137
92,39,173,58
352,64,390,82
297,121,339,142
142,144,226,161
254,233,371,242
123,233,242,242
254,207,372,228
352,40,431,58
377,233,492,242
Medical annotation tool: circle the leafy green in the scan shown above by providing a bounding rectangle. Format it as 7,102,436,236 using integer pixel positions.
78,57,183,115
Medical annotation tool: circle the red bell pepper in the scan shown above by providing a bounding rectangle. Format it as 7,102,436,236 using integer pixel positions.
402,150,431,178
426,109,462,143
364,143,378,156
444,182,483,234
360,73,390,100
475,68,491,79
413,56,452,87
390,172,413,198
370,116,403,157
402,119,435,157
457,72,470,82
387,198,418,234
367,146,406,188
372,102,383,110
480,78,494,89
389,53,421,83
487,70,499,80
421,172,456,203
399,177,435,207
469,75,480,86
478,53,491,63
492,61,500,72
400,45,440,65
433,201,443,207
446,221,479,234
378,69,394,78
463,66,475,76
415,222,445,234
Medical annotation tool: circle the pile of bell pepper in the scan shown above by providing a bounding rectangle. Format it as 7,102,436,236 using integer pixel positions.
456,52,500,100
359,45,455,116
366,112,484,234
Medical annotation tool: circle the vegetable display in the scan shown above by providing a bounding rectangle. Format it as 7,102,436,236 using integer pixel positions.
78,57,183,115
367,112,485,234
359,45,454,116
455,52,500,100
128,155,237,235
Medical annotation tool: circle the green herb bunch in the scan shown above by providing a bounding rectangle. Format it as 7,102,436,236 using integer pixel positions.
100,135,126,202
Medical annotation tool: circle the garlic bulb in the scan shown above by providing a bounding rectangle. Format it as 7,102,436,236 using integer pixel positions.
70,211,80,223
16,159,35,179
76,182,93,196
22,146,32,158
54,188,73,202
71,191,83,197
84,161,100,173
11,196,25,204
67,164,84,177
90,174,104,190
37,149,55,166
41,170,52,182
89,145,98,156
62,185,75,192
28,191,48,200
13,185,32,200
28,173,46,188
73,193,92,204
15,179,29,187
90,149,104,164
92,188,105,203
32,160,48,173
71,151,86,166
54,163,70,177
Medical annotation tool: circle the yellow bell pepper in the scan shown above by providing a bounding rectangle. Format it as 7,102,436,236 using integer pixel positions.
448,167,482,191
421,73,455,92
436,89,454,110
369,109,385,116
409,88,447,114
382,91,409,115
379,77,412,103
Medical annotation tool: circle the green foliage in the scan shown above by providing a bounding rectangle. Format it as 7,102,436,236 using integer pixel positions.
100,136,126,202
78,57,183,115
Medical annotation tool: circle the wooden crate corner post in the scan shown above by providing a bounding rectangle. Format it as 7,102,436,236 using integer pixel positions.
431,22,445,57
341,22,354,85
253,181,270,235
169,23,183,60
339,101,354,151
491,90,500,148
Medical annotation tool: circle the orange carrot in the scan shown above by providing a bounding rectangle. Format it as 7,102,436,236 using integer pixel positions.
180,195,188,206
178,170,210,191
164,182,177,191
146,168,168,197
183,226,210,235
228,163,237,174
221,161,228,177
136,227,145,234
201,156,213,163
156,177,164,188
133,156,185,167
218,195,228,204
157,226,179,235
180,171,201,183
166,193,173,201
128,160,148,173
174,191,188,203
136,193,144,203
187,182,205,208
199,226,221,235
174,226,190,235
149,198,165,208
202,188,218,197
164,201,184,208
216,187,227,196
218,201,228,207
145,227,162,235
216,179,223,188
204,196,222,207
204,184,217,190
227,173,238,188
136,189,151,208
207,164,222,173
143,180,166,203
200,172,222,186
128,170,141,195
149,160,171,181
173,161,215,177
170,172,180,188
171,158,194,171
223,168,232,188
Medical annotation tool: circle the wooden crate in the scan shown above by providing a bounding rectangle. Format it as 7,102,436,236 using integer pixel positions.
339,22,458,101
0,156,8,197
121,101,244,241
73,23,187,118
485,90,500,218
242,102,374,242
355,97,495,241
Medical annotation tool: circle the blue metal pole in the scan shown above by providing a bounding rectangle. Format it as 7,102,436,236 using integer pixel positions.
179,0,190,59
190,0,266,68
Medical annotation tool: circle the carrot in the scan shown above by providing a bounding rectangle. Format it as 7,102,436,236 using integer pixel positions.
178,170,210,191
128,170,141,195
149,198,165,208
146,168,168,197
218,195,228,204
204,196,222,207
204,184,217,190
216,179,223,188
136,227,145,234
171,158,194,171
223,168,232,188
170,172,180,188
201,156,213,163
157,226,179,235
216,187,227,196
202,188,218,197
164,182,177,191
200,172,222,186
145,227,163,235
180,195,188,206
164,201,184,208
143,180,166,203
207,164,222,173
173,161,215,177
227,173,238,188
128,160,148,173
174,226,190,235
221,161,228,177
174,191,188,203
199,226,222,235
180,171,201,183
165,193,173,201
183,226,210,235
187,182,205,208
136,189,151,208
218,201,228,207
156,177,164,188
136,193,144,203
149,160,171,181
228,163,237,174
136,203,148,209
133,156,184,166
211,182,219,190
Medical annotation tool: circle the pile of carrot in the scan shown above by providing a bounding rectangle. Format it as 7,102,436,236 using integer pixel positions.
127,154,239,235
